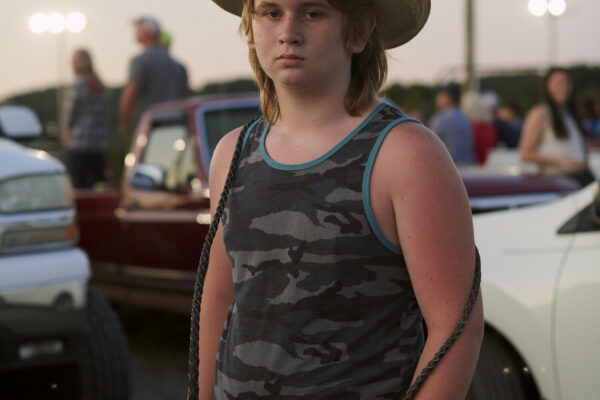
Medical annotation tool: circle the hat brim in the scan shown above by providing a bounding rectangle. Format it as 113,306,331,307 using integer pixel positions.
211,0,430,49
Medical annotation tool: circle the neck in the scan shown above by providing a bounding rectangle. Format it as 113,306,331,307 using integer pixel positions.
277,92,347,132
272,74,373,136
140,38,157,48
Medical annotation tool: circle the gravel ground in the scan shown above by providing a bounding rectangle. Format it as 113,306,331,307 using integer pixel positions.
130,354,188,400
112,304,191,400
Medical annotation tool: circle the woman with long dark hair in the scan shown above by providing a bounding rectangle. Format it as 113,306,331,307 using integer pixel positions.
61,48,111,189
519,67,595,187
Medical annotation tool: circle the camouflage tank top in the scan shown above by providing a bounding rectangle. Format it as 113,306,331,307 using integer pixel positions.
215,103,424,399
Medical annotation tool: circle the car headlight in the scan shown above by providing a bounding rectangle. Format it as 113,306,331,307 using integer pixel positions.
0,174,73,214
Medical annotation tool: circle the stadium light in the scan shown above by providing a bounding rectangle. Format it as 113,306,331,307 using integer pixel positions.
28,11,87,126
527,0,567,66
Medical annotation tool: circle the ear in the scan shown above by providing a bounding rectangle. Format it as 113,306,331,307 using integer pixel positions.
347,12,376,54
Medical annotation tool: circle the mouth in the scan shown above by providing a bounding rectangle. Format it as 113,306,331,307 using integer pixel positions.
277,54,304,61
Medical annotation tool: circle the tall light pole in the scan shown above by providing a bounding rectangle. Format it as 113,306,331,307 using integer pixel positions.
465,0,477,92
528,0,567,67
29,11,87,126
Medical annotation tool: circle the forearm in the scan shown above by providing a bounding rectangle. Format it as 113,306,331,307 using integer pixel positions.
60,125,70,145
411,296,484,399
521,149,587,172
119,83,138,130
520,149,562,166
119,97,133,130
197,288,232,399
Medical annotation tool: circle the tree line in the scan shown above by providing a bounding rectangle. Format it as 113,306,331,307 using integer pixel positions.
3,64,600,140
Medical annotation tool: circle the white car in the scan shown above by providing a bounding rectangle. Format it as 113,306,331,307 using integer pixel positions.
485,147,600,179
468,180,599,399
0,106,130,399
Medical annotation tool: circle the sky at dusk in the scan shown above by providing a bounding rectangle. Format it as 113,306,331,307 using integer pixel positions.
1,0,599,100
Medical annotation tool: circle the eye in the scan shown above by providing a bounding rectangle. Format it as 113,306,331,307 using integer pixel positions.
264,10,281,18
304,10,321,19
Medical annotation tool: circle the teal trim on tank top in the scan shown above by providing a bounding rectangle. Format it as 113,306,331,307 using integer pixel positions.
241,119,262,156
260,102,387,171
362,116,420,255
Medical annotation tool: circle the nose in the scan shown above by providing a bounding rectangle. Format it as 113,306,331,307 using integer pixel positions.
278,14,303,46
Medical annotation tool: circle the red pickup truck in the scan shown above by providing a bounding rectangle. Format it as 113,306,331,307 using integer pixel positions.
75,94,578,312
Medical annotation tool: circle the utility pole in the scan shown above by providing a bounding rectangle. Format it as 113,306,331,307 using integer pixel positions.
547,14,557,66
465,0,477,92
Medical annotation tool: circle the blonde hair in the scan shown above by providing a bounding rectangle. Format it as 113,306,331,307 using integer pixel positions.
240,0,387,123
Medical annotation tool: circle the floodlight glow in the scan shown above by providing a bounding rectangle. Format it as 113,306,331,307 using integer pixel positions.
549,0,567,16
65,12,86,33
47,12,65,33
528,0,548,17
29,13,47,34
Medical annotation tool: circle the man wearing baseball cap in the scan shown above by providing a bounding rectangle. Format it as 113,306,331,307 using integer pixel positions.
191,1,483,399
119,16,181,130
429,82,476,165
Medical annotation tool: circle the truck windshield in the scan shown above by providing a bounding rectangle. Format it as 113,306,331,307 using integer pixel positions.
204,107,260,156
142,124,197,192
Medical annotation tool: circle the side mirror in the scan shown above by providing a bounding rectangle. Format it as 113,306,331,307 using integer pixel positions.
130,163,167,191
0,106,42,139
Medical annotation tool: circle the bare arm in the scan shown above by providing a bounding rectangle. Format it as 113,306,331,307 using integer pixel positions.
60,125,70,146
61,84,78,146
519,105,586,173
197,128,242,399
118,82,139,130
371,123,484,399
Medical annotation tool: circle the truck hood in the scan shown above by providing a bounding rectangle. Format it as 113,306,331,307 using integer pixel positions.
0,138,65,180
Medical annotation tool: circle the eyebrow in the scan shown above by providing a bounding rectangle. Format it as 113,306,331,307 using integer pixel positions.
255,1,332,11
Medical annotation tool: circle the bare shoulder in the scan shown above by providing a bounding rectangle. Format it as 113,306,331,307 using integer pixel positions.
211,127,244,170
209,126,245,207
374,121,461,192
525,104,547,122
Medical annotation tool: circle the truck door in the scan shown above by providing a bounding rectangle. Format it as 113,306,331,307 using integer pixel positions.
117,108,207,291
115,100,260,295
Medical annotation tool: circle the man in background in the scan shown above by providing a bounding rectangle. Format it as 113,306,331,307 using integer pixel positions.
429,83,475,165
119,16,180,130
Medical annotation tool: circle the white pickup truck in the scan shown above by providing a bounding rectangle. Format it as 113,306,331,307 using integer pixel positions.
0,106,130,399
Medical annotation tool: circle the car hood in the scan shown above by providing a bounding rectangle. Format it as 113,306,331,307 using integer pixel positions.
0,138,64,180
460,166,579,197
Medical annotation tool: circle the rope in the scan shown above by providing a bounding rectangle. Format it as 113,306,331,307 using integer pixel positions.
187,117,258,399
402,248,481,400
187,117,482,400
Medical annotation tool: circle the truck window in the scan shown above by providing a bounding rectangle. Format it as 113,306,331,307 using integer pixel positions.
204,107,260,156
141,124,197,191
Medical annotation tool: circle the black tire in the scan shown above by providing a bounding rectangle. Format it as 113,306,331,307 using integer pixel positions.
466,330,538,400
80,286,131,400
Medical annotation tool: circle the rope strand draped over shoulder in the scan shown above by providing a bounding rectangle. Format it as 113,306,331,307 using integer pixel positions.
187,117,259,399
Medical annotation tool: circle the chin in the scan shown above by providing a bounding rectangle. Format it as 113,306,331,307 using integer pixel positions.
272,71,310,87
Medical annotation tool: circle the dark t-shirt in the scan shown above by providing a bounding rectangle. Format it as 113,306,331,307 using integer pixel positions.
174,60,190,99
129,45,180,122
429,107,475,165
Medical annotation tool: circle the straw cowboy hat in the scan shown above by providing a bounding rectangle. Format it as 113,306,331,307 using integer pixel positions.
211,0,431,49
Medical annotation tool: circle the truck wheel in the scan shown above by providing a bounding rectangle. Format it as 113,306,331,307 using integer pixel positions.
466,330,537,400
80,287,131,400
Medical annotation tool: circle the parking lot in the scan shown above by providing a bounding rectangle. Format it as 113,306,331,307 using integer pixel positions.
113,304,189,400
